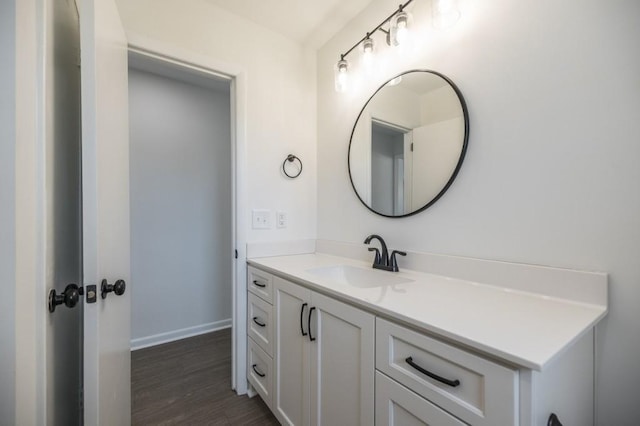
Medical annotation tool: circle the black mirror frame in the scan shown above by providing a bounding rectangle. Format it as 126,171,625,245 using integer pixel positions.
347,69,470,218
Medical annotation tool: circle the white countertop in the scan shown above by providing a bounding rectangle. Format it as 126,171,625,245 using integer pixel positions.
248,253,607,371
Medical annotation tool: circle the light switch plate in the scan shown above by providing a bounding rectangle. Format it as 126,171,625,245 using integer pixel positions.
252,209,271,229
276,211,287,228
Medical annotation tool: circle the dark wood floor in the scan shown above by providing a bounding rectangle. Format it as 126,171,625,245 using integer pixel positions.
131,328,279,425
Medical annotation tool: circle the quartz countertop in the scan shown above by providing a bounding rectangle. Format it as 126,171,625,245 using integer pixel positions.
248,253,607,371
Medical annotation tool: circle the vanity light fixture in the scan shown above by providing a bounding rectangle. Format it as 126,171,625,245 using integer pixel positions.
334,0,415,93
390,9,412,47
334,0,462,93
432,0,460,29
360,34,375,72
334,57,350,93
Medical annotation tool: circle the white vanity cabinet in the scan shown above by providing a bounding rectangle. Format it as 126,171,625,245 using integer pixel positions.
247,259,601,426
247,266,275,408
272,275,375,426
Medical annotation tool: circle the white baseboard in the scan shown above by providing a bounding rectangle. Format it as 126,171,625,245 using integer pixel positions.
131,318,232,351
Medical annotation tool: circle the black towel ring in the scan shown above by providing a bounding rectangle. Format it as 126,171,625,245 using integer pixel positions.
282,154,302,179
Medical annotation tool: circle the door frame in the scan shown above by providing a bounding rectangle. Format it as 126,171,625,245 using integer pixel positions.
11,0,47,423
126,36,249,394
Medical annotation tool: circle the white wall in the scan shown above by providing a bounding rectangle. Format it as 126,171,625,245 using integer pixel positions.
0,0,16,422
129,68,232,345
419,84,462,125
370,85,422,128
317,0,640,423
410,117,464,209
115,0,317,245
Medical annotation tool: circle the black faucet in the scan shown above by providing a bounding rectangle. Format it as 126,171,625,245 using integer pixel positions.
364,235,406,272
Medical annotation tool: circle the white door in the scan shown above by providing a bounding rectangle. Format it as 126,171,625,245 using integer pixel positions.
308,292,375,426
80,0,131,424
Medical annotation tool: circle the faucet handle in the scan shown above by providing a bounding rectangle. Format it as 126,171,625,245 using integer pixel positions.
368,247,381,264
390,250,407,272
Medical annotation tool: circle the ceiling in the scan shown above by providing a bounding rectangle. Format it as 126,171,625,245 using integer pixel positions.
204,0,375,48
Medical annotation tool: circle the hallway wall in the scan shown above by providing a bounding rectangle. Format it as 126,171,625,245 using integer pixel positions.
129,68,232,347
116,0,317,246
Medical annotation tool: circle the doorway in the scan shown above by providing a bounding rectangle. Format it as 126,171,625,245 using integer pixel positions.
371,120,408,216
126,50,240,401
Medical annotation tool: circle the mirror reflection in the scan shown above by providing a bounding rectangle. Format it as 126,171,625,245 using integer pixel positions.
348,70,468,217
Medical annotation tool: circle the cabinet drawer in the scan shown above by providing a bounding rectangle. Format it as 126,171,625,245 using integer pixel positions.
248,266,273,303
248,337,273,409
376,318,518,426
248,292,273,356
376,371,467,426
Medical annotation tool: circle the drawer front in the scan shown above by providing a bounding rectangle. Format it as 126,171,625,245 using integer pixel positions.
376,372,467,426
248,337,273,409
248,266,273,303
248,292,273,356
376,318,518,426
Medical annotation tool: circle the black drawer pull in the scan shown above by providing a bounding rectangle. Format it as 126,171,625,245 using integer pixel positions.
405,357,461,387
308,307,316,342
252,317,266,327
252,280,266,288
251,364,266,378
300,303,308,336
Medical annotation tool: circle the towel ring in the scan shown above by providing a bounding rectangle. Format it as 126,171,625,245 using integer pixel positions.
282,154,302,179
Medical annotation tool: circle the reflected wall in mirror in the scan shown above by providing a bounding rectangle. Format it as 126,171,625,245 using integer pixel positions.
348,70,469,217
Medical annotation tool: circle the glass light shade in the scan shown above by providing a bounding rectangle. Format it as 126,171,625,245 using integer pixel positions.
390,11,412,47
334,59,349,93
360,37,375,72
432,0,460,29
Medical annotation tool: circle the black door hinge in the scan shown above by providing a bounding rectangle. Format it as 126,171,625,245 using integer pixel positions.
235,249,238,259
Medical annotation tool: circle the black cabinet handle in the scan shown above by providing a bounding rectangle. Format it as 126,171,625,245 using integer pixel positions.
252,317,266,327
300,303,308,336
253,280,266,288
405,357,460,387
308,307,316,342
251,364,266,378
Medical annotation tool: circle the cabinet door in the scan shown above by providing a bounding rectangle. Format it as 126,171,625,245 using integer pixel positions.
376,372,467,426
308,292,375,426
273,277,311,426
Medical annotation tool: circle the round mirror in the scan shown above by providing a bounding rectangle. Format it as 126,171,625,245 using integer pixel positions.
348,70,469,217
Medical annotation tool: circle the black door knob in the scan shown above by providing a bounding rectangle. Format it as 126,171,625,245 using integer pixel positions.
101,279,126,299
48,283,83,313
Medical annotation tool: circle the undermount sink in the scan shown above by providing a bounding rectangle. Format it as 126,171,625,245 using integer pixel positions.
306,265,413,288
